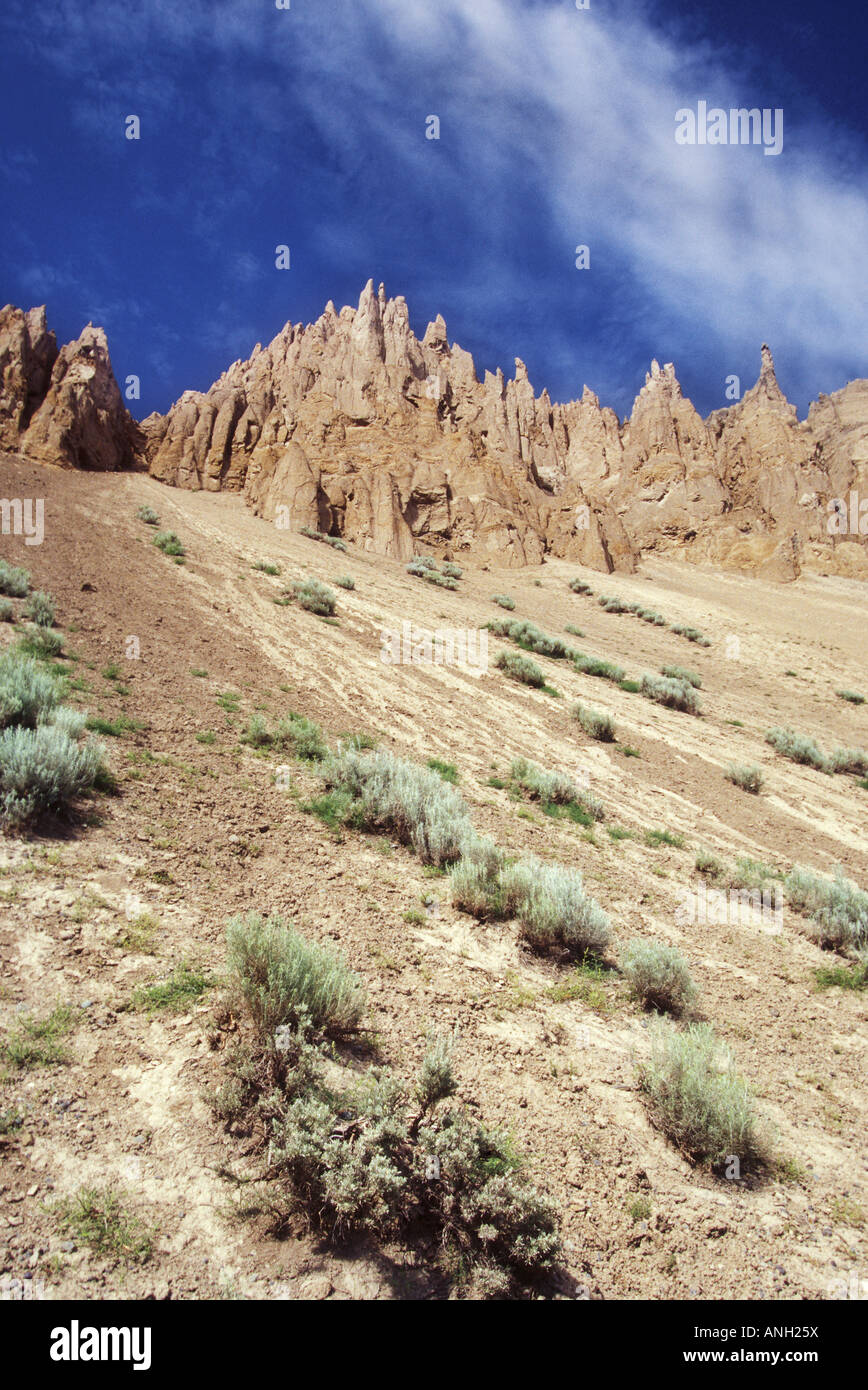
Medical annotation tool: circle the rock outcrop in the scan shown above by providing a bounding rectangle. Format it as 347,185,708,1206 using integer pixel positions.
2,288,866,578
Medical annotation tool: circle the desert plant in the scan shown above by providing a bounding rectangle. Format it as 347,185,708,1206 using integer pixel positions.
240,713,271,748
640,673,701,714
622,940,696,1013
495,650,546,688
661,665,701,688
441,561,462,580
321,746,473,865
448,836,509,920
836,690,865,705
639,1019,763,1166
571,702,615,742
135,505,159,525
290,578,337,616
568,578,593,595
510,757,603,820
253,559,281,575
695,849,725,879
725,764,764,794
152,530,185,557
500,856,610,957
334,575,355,590
671,625,711,647
784,866,868,951
22,590,55,627
416,1032,458,1107
491,595,515,610
573,653,625,683
0,598,13,623
15,625,64,660
227,912,366,1038
410,554,438,571
765,727,829,772
638,608,667,626
598,594,630,614
0,560,30,597
829,747,868,777
0,722,107,826
55,1187,153,1265
0,650,60,729
275,712,328,761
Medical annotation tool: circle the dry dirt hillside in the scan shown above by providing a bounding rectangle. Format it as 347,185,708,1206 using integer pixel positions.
1,451,866,1301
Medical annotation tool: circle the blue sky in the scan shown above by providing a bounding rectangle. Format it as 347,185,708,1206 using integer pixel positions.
1,0,865,423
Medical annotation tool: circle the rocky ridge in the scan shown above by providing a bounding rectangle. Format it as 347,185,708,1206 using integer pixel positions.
1,288,866,578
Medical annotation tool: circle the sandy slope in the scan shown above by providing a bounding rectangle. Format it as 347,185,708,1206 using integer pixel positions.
0,453,866,1301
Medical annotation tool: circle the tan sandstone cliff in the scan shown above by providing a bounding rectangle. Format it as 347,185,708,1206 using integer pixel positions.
2,288,866,578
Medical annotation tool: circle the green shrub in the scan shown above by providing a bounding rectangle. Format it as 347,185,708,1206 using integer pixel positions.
322,747,472,865
0,650,60,728
448,840,510,920
784,866,868,951
427,757,458,784
639,1020,763,1166
500,856,610,957
695,849,725,880
725,764,764,794
495,650,545,688
661,665,701,688
672,625,711,647
492,595,515,610
410,555,438,571
15,625,63,660
1,1004,73,1069
568,578,593,595
22,590,55,627
276,712,328,761
640,673,701,714
573,653,625,683
0,598,13,622
836,690,865,705
0,560,30,596
564,623,584,637
765,727,829,772
416,1032,458,1107
598,594,630,614
829,747,868,777
334,575,355,590
240,713,271,748
152,530,185,557
622,941,696,1013
253,560,281,576
441,561,463,580
227,912,366,1039
300,526,347,551
55,1187,153,1265
136,505,159,525
645,828,685,849
0,722,107,826
290,578,337,616
571,702,615,742
510,756,603,821
638,609,667,626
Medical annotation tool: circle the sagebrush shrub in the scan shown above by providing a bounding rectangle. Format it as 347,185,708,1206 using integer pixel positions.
725,764,764,794
510,756,604,820
0,723,106,826
152,531,185,556
573,653,625,683
0,599,13,622
784,866,868,951
276,712,328,760
441,561,462,580
568,578,593,595
639,1019,763,1166
495,650,545,688
23,590,55,627
136,505,159,525
571,702,615,742
0,650,60,729
500,855,610,957
672,625,711,647
491,594,515,610
640,673,701,714
322,747,472,865
765,726,829,772
836,690,865,705
416,1032,458,1107
622,940,696,1013
334,575,355,590
16,625,63,659
0,560,30,597
828,747,868,777
598,594,629,613
290,578,337,615
226,912,366,1038
661,665,701,688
